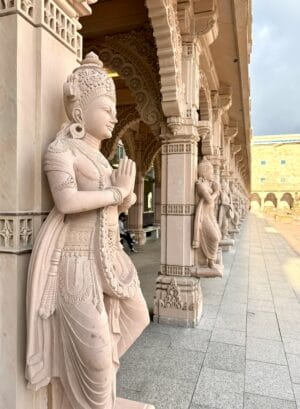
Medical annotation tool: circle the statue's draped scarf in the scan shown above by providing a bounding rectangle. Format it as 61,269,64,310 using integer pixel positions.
26,207,64,388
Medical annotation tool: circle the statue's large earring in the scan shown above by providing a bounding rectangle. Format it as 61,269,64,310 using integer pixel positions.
70,123,85,139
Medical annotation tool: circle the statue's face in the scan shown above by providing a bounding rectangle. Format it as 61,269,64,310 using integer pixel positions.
84,95,117,140
206,165,214,181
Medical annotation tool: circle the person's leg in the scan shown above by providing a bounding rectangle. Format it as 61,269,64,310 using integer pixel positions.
124,231,134,249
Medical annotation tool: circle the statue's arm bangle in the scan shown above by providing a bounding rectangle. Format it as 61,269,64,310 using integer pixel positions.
105,187,123,205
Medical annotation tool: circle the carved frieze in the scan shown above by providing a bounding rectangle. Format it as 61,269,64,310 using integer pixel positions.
0,212,48,253
162,141,197,155
161,204,195,216
161,264,193,276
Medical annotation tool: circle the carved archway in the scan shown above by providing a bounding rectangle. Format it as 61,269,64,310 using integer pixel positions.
145,0,182,116
102,105,140,159
280,192,294,209
115,120,161,176
250,193,261,207
85,27,164,137
264,193,277,208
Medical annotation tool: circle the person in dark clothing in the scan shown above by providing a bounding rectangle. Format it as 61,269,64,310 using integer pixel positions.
119,213,138,253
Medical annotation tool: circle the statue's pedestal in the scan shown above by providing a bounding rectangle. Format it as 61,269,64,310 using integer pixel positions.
229,228,239,239
116,397,155,408
192,264,223,278
219,238,234,252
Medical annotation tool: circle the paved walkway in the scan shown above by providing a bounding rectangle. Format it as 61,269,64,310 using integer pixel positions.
117,213,300,409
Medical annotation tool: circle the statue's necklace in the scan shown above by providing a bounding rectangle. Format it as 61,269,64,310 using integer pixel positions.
72,139,109,169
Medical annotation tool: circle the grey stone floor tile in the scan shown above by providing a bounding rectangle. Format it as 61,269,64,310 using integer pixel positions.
189,405,215,409
211,328,246,346
202,304,220,319
244,393,297,409
117,387,144,403
141,376,195,409
203,341,245,372
192,367,244,409
170,328,211,352
215,312,246,332
283,337,300,355
293,383,300,408
222,292,248,304
286,354,300,384
198,317,216,331
153,347,205,381
245,360,294,401
279,321,300,340
247,299,275,313
219,302,247,315
247,311,281,340
246,337,287,365
204,294,223,306
148,323,211,352
247,292,273,301
133,329,171,349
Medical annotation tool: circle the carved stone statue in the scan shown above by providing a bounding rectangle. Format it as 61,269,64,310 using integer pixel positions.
229,183,241,233
192,157,223,277
217,179,234,251
218,179,233,240
26,52,154,409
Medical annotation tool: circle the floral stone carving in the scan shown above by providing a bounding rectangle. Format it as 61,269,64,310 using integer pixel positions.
25,52,154,409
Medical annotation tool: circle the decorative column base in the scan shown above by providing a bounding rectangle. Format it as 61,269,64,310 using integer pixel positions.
131,229,147,246
116,398,155,409
219,238,234,252
153,275,203,327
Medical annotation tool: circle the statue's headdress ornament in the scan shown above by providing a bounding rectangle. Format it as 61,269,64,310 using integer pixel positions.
63,52,116,118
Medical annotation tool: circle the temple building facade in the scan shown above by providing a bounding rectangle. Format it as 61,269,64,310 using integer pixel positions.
251,134,300,210
0,0,251,407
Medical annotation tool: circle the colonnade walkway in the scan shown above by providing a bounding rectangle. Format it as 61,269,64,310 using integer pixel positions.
117,213,300,409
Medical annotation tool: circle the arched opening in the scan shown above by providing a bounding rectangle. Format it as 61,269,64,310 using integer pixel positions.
280,192,294,209
264,193,277,208
250,193,261,210
79,3,163,313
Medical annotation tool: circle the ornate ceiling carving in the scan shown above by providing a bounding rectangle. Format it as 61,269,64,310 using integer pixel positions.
85,25,164,137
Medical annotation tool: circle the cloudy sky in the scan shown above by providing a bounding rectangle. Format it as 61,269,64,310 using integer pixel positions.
250,0,300,136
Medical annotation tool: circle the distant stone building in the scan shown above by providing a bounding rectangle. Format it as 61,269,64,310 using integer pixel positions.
251,135,300,209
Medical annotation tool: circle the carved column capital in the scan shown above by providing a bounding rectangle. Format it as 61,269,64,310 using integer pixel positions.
167,116,183,136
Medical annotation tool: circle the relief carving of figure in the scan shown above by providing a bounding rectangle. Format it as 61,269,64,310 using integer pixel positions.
218,179,234,240
26,53,153,409
229,183,240,230
192,157,222,272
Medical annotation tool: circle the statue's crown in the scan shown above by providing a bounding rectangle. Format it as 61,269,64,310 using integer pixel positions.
63,52,116,112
